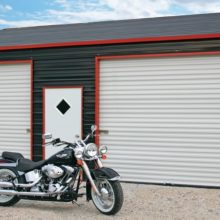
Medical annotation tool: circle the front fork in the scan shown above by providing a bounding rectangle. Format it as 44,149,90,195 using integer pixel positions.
82,158,103,196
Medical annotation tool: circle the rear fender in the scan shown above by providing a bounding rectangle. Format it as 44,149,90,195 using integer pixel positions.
0,158,17,168
0,159,25,182
86,167,120,201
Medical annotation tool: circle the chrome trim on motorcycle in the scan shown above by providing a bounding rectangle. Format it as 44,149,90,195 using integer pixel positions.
108,176,121,181
82,161,101,196
97,158,103,168
0,189,62,197
0,163,16,167
0,176,42,188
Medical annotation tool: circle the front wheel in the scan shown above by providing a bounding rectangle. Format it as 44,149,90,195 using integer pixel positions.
91,178,123,215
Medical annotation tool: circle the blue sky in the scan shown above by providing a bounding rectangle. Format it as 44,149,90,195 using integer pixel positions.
0,0,220,29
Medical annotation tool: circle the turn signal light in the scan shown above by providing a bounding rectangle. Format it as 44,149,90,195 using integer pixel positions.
102,154,107,160
77,159,83,165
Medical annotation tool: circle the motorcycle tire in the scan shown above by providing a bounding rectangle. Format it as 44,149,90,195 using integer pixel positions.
91,178,124,215
0,168,21,206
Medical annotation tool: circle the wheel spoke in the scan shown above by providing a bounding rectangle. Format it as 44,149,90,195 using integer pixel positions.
0,169,17,204
91,178,115,213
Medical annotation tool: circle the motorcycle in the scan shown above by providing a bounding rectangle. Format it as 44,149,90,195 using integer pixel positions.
0,125,123,215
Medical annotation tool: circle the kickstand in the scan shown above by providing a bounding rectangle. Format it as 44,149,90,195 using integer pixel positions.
72,200,80,207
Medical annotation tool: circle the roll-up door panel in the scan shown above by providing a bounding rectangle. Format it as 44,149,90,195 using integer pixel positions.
0,63,31,158
99,55,220,186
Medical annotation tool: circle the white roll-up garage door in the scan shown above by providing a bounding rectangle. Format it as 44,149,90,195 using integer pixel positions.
0,63,31,158
99,55,220,187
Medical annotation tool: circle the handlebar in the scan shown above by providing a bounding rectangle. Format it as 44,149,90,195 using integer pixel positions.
83,134,90,143
45,138,61,146
43,124,97,148
83,128,96,143
45,130,95,148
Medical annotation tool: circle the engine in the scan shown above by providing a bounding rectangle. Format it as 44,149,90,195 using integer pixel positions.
24,165,77,193
41,164,64,179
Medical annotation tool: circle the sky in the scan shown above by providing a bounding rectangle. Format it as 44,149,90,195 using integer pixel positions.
0,0,220,29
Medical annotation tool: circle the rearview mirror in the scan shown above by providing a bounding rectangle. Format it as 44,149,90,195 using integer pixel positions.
91,125,97,132
42,133,52,140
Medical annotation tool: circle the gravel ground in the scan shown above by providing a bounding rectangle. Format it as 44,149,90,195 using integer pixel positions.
1,183,220,220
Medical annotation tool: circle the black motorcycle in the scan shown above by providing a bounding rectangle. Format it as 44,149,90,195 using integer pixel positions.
0,125,123,215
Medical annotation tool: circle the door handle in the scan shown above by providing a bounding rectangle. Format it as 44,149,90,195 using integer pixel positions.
26,128,31,134
99,130,109,134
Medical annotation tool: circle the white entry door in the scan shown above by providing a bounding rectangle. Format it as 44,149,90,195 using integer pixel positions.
43,87,82,158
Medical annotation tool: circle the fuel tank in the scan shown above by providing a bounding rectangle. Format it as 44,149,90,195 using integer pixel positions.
46,148,77,166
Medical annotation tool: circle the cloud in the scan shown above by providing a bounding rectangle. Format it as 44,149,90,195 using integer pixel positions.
1,0,220,29
44,0,174,25
43,0,220,24
174,0,220,13
0,4,12,12
102,0,173,18
55,0,72,10
0,19,55,28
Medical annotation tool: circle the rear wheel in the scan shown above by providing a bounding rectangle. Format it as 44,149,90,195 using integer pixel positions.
0,168,20,206
91,178,123,215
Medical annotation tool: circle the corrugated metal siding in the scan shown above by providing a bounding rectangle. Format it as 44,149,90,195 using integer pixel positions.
0,63,31,158
99,55,220,186
0,39,219,163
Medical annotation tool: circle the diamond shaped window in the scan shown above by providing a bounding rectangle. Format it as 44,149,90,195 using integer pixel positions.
56,99,71,115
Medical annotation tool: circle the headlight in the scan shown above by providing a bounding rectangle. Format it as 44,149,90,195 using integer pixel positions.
74,149,83,159
84,143,97,157
99,145,108,154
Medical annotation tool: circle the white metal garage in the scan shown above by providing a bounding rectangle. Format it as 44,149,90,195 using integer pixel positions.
99,55,220,187
0,62,31,159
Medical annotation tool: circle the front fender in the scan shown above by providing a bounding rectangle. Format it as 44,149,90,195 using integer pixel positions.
92,167,120,181
86,167,120,201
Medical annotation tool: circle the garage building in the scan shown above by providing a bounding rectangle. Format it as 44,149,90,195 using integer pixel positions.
0,13,220,187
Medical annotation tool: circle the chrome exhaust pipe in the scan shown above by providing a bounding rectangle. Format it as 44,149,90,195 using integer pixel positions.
0,190,50,196
0,177,42,188
0,182,12,188
0,186,67,197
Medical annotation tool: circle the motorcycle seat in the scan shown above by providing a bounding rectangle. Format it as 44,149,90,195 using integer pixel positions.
2,151,47,172
17,158,46,172
2,151,24,162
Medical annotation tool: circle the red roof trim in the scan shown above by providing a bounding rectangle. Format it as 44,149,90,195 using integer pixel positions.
1,33,220,51
0,60,32,64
